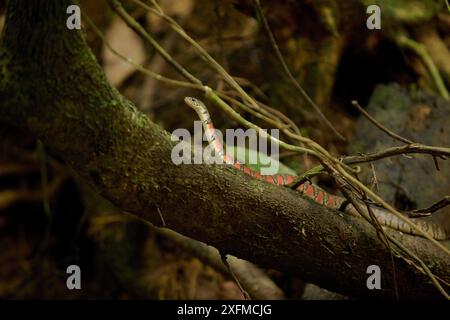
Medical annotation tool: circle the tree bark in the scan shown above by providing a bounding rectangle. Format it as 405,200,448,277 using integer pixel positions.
0,0,448,299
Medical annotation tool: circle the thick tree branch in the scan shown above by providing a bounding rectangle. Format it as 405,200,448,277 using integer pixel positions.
0,0,449,299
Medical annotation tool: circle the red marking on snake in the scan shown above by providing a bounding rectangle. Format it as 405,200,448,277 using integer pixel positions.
285,175,294,185
316,191,324,204
277,175,284,185
305,184,315,198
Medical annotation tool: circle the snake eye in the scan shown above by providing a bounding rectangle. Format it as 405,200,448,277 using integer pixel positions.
185,97,201,108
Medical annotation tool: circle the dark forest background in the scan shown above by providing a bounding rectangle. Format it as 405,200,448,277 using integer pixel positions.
0,0,449,299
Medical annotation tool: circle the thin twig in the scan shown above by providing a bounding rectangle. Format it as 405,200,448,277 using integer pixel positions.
256,101,303,135
217,93,291,130
108,0,202,85
351,100,413,144
288,165,326,189
219,89,293,129
84,13,202,90
150,225,286,299
411,196,450,216
342,144,450,165
336,176,399,299
132,0,263,111
253,0,345,141
432,156,440,171
221,254,251,300
334,163,450,255
369,163,379,192
388,236,450,299
205,87,320,157
330,168,447,299
156,207,166,227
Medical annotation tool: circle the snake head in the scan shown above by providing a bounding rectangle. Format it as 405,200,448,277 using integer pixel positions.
184,97,203,109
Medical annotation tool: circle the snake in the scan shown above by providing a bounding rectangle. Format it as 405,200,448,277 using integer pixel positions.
184,97,449,241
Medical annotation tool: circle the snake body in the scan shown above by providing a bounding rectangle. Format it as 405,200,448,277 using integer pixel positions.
184,97,449,240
